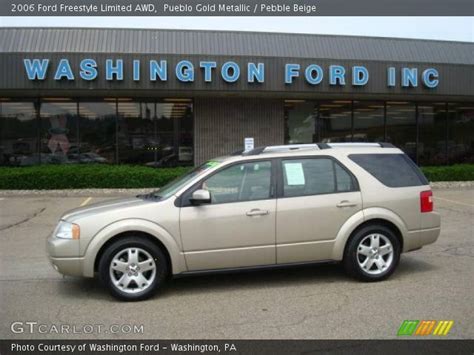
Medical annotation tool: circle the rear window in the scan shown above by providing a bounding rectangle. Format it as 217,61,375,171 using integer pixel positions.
349,154,429,187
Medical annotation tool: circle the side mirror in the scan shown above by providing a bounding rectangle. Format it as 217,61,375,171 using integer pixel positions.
190,189,211,205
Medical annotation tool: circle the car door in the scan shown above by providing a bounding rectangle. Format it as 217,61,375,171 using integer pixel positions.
276,156,362,264
179,160,277,271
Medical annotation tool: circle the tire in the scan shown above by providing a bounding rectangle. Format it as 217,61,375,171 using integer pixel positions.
98,236,169,301
343,224,401,282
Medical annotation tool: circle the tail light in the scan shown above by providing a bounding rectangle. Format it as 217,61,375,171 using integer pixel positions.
420,190,433,213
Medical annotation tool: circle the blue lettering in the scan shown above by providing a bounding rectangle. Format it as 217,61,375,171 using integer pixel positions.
221,62,240,83
248,63,265,83
422,68,439,88
329,65,346,85
352,66,369,86
106,59,123,81
176,60,194,82
285,64,300,84
304,64,323,85
79,59,97,81
200,61,217,82
402,68,418,87
54,59,74,80
24,59,49,80
387,67,396,87
133,60,140,81
150,60,167,81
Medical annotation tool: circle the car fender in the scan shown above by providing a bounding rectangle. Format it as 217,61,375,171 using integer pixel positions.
331,208,408,261
82,218,187,277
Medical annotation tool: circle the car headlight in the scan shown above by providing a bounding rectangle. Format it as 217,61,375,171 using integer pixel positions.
55,221,80,240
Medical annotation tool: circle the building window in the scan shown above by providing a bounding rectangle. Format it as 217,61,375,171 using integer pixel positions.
418,103,447,166
0,99,38,166
448,103,474,164
386,101,417,161
284,100,317,144
284,100,353,144
1,97,194,167
79,100,117,164
319,100,352,143
118,100,156,165
353,101,385,142
283,99,457,166
117,99,193,166
39,98,79,164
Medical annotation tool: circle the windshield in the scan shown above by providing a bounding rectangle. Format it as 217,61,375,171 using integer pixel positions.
143,160,222,200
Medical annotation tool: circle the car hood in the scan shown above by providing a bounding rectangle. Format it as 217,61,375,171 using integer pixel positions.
61,196,154,222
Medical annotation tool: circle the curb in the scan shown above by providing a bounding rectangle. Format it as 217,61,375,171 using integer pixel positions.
0,188,156,197
430,181,474,189
0,181,472,197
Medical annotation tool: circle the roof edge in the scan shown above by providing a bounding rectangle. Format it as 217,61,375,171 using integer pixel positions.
1,26,473,45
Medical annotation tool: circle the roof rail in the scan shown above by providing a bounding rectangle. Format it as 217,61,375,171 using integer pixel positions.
326,142,381,148
238,142,395,156
326,142,395,148
242,146,267,156
243,144,320,156
379,142,395,148
317,143,331,149
230,148,245,156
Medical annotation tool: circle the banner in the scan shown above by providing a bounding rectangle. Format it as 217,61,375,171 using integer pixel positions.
2,0,474,16
1,340,474,354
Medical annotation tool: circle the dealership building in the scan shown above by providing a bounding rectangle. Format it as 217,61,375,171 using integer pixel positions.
0,27,473,167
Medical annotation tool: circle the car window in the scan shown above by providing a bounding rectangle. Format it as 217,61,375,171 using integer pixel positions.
203,161,272,204
335,162,353,192
282,158,355,197
349,154,428,187
147,160,222,200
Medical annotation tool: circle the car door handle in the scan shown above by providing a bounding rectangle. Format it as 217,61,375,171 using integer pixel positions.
336,201,357,208
246,209,269,216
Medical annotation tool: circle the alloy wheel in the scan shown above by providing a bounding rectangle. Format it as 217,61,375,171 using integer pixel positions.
109,247,157,294
356,233,394,275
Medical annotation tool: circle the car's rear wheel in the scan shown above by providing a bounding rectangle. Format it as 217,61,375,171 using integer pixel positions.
98,237,168,301
343,224,400,281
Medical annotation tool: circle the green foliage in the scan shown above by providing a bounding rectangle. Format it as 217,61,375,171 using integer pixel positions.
0,164,472,190
421,164,474,182
0,165,191,189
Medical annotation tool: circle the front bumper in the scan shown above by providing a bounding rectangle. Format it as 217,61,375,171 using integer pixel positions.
48,256,85,277
47,235,86,277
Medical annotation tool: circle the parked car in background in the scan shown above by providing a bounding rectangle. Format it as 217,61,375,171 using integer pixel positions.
68,152,108,164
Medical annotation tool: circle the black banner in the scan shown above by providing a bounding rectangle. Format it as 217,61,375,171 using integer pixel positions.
1,0,474,16
1,340,474,354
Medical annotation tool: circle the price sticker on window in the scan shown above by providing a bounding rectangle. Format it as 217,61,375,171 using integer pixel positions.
284,162,305,185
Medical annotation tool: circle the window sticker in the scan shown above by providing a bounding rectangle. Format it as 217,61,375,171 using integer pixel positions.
284,162,305,185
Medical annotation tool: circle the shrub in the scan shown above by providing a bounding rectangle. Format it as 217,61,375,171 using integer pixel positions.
421,164,474,182
0,165,191,190
0,163,472,190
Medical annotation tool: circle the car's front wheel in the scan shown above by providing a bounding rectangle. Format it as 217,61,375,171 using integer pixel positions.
343,224,401,281
98,237,168,301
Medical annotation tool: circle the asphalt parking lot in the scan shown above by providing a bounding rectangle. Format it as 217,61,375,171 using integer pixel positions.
0,188,473,339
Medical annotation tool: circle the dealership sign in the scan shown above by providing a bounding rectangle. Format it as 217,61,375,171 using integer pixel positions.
23,58,439,88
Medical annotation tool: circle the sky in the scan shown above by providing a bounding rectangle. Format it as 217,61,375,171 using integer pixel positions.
0,17,473,42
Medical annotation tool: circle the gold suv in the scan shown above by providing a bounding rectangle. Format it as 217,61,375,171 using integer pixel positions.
47,143,440,301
